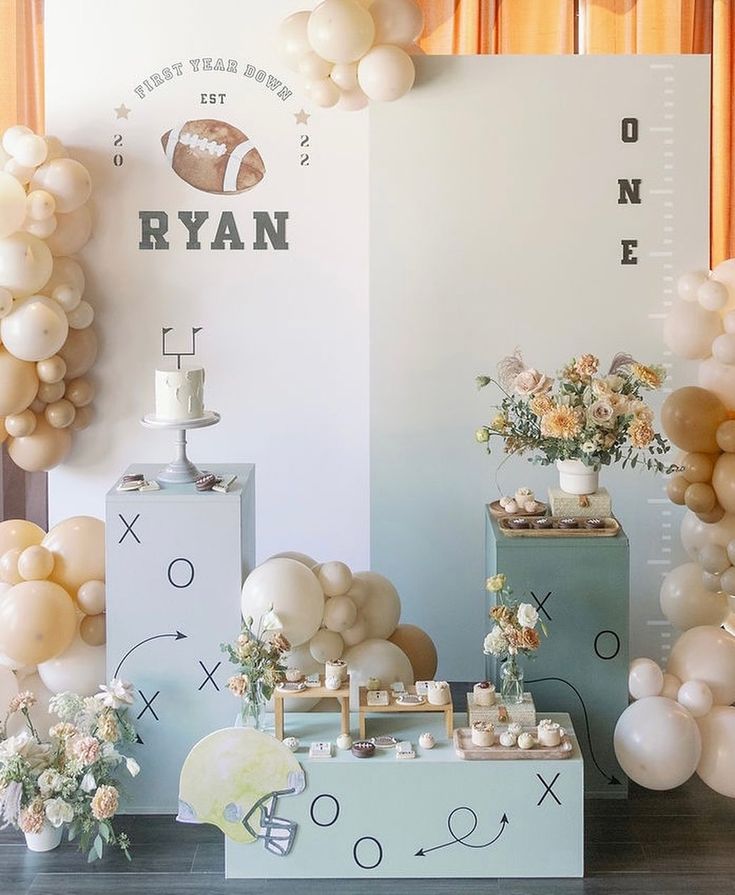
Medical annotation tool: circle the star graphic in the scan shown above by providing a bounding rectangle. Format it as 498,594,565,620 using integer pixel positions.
294,108,310,125
114,103,131,120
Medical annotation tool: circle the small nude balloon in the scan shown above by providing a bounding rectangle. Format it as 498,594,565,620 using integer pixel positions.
13,133,47,168
45,205,92,256
677,680,714,718
58,326,97,378
4,409,36,438
318,561,353,597
8,416,72,471
76,579,105,615
44,256,84,299
37,380,65,403
65,377,94,407
26,189,55,221
52,285,81,313
45,399,75,429
666,474,689,505
628,657,664,699
80,613,106,646
698,279,729,312
685,482,717,514
0,547,23,584
677,269,709,301
30,157,91,213
36,355,66,384
66,299,93,330
17,544,54,581
661,387,727,453
323,595,358,632
70,404,93,431
682,453,717,483
42,516,105,596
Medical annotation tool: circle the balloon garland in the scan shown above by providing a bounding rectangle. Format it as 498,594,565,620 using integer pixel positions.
278,0,423,111
615,257,735,797
0,126,98,471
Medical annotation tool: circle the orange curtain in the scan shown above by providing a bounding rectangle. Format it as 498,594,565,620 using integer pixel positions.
0,0,44,133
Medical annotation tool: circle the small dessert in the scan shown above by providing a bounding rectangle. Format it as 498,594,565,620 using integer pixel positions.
517,732,535,750
283,736,300,752
309,741,333,759
326,658,347,682
278,681,306,692
304,673,321,687
351,740,375,758
499,731,517,747
366,676,381,691
515,487,534,506
396,693,424,705
371,735,398,748
285,667,303,683
366,689,389,706
533,517,554,529
507,722,522,738
537,719,562,747
415,681,429,696
499,496,514,509
419,732,435,750
427,680,451,706
336,733,353,750
138,481,160,492
507,517,530,529
558,517,578,529
523,499,541,513
473,681,496,707
325,674,341,691
471,721,495,747
396,741,416,760
585,518,605,530
504,499,519,514
195,473,217,492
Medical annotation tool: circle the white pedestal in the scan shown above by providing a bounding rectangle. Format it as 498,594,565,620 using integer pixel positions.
106,463,255,812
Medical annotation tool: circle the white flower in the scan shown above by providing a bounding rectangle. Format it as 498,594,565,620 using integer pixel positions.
0,732,52,771
483,626,509,656
513,368,553,397
48,692,84,722
44,798,74,828
125,757,140,778
97,679,135,710
517,603,539,629
588,399,616,428
260,608,283,633
37,769,65,797
80,772,97,793
101,742,122,764
581,440,596,454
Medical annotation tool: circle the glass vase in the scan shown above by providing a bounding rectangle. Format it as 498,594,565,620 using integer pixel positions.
239,681,266,730
500,656,524,705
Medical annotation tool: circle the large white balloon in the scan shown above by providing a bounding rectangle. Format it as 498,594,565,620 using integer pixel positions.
668,625,735,705
698,357,735,410
680,510,735,560
696,705,735,796
353,571,401,639
0,231,52,298
6,671,55,739
628,658,663,700
343,638,414,707
711,258,735,313
241,558,324,648
357,44,415,102
269,551,317,568
614,696,701,790
369,0,424,46
37,630,105,696
30,158,91,213
659,562,729,630
0,295,69,361
45,205,92,256
0,171,28,239
307,0,376,64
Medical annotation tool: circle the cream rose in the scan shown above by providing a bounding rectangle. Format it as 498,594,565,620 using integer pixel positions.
513,368,552,397
588,399,616,428
45,798,74,828
517,603,539,629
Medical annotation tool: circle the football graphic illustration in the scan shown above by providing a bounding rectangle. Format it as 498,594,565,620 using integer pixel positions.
160,119,266,195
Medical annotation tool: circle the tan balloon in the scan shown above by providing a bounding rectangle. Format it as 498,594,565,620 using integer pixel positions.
323,595,358,632
70,404,93,431
37,380,65,403
682,453,717,483
0,519,44,555
661,387,727,453
80,613,106,646
667,475,689,505
684,482,717,514
76,579,105,615
697,504,726,524
65,377,94,407
716,420,735,453
42,515,105,596
388,624,438,680
58,325,97,378
45,399,75,429
8,416,72,471
0,347,39,416
18,544,54,580
36,355,67,384
4,409,36,437
353,571,401,639
0,579,76,665
0,547,23,584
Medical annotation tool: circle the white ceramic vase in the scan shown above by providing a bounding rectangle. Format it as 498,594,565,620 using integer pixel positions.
556,459,599,496
24,822,63,852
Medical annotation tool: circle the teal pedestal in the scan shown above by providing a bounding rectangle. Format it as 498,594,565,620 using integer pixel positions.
485,509,629,798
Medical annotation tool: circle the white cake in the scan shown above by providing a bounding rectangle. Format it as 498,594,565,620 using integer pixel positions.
155,366,205,420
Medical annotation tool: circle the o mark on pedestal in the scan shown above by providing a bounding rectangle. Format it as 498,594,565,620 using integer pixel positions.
168,558,195,589
594,630,621,660
310,794,340,827
353,836,383,870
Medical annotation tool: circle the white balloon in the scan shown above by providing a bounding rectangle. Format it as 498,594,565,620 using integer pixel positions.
698,357,735,410
677,269,709,301
0,295,68,362
353,570,401,638
307,0,376,64
309,628,344,663
0,664,18,718
614,696,701,790
711,258,735,313
698,279,728,312
681,510,735,560
24,215,57,240
307,77,341,108
52,284,81,313
44,256,85,300
668,625,735,705
337,86,370,111
26,190,56,221
268,551,317,568
0,232,52,298
343,638,414,707
241,558,324,648
369,0,424,46
45,205,92,256
357,44,415,102
699,543,731,574
330,62,358,91
37,629,105,696
677,680,714,718
660,672,682,700
318,561,353,596
13,134,47,169
712,333,735,366
6,671,54,739
628,657,664,699
0,171,28,239
323,595,358,632
299,51,333,80
278,11,312,72
30,158,91,213
697,705,735,796
660,563,729,630
2,125,33,157
663,299,723,359
4,158,34,185
66,299,94,330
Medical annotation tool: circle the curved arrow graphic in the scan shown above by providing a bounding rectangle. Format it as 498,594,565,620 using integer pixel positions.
526,676,621,785
415,809,509,857
114,631,187,678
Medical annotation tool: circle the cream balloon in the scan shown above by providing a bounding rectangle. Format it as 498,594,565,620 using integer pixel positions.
0,171,28,239
337,87,370,111
698,357,735,410
0,579,76,665
58,325,97,378
343,639,414,707
698,279,729,312
668,625,735,705
660,672,682,701
677,269,709,301
44,256,85,299
37,629,105,696
70,404,93,431
358,45,415,102
0,665,18,719
663,300,723,359
307,0,376,64
299,51,333,80
24,215,57,240
712,332,735,367
318,561,353,597
76,579,105,615
0,547,23,584
45,400,75,430
1,125,32,157
4,410,36,438
36,355,66,384
32,381,64,404
696,705,735,796
369,0,424,46
65,377,94,407
711,258,735,312
628,658,664,700
346,576,369,608
680,510,735,561
268,551,317,568
0,347,38,415
8,416,72,471
698,543,730,574
341,609,368,646
0,232,53,298
330,62,358,90
323,595,358,632
0,518,44,555
614,696,701,790
18,544,54,580
307,77,341,108
52,284,81,313
5,671,55,740
26,189,56,221
66,299,94,330
353,571,401,638
309,628,344,663
660,563,729,630
45,205,92,256
712,454,735,513
677,680,713,718
278,11,312,72
42,516,105,596
241,558,324,648
1,295,68,361
30,158,91,214
13,134,47,168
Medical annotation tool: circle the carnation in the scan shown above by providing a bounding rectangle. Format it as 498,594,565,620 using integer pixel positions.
8,691,37,715
96,711,120,743
227,673,250,697
629,419,655,448
575,354,599,377
483,626,509,656
486,574,507,593
19,799,45,834
91,784,119,820
72,735,101,766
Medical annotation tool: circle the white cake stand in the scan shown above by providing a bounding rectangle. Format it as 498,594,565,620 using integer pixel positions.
140,411,220,484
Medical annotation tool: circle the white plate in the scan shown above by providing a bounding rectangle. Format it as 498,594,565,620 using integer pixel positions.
141,410,220,430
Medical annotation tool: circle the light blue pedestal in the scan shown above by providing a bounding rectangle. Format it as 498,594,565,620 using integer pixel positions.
485,509,629,798
225,712,583,879
106,463,255,812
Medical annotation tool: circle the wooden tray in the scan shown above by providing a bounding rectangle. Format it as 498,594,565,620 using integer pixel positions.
454,726,573,760
498,516,619,537
489,500,547,518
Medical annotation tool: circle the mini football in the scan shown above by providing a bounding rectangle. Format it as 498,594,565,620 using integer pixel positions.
160,119,265,195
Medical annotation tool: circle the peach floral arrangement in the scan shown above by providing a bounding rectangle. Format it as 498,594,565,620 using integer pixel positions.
475,350,674,473
0,680,139,861
483,573,547,660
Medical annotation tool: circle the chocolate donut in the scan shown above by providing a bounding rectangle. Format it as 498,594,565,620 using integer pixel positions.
351,741,375,758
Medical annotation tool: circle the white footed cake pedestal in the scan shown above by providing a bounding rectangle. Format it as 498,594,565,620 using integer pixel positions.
141,411,220,483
